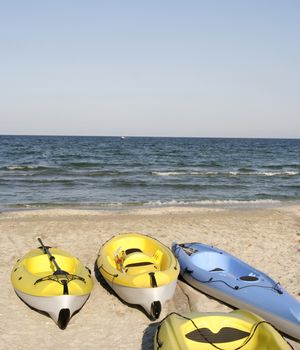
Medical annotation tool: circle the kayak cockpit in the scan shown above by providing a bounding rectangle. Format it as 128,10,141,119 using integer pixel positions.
24,253,77,275
190,251,260,282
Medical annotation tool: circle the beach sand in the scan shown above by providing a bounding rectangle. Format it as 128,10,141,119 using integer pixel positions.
0,205,299,349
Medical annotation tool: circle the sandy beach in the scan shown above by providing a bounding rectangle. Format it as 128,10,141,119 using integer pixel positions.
0,205,299,349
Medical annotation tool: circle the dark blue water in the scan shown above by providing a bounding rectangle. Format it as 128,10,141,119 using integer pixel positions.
0,135,299,209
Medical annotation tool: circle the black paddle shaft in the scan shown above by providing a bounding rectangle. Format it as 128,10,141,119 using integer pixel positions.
38,238,67,275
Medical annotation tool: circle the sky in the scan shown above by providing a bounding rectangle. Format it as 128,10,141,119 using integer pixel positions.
0,0,299,138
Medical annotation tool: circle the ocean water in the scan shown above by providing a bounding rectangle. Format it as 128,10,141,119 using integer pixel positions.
0,135,299,210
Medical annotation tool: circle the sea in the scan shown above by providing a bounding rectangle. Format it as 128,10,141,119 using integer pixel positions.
0,135,299,210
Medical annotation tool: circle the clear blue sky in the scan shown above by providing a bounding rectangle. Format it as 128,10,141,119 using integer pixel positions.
1,0,299,138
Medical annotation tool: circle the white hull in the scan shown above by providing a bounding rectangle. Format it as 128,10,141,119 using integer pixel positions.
105,278,177,316
15,289,90,327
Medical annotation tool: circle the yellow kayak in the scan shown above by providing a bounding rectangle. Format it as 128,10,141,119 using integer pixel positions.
154,309,292,349
96,232,179,319
11,239,93,329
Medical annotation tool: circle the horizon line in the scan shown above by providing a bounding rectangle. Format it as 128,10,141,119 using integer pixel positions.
0,133,299,140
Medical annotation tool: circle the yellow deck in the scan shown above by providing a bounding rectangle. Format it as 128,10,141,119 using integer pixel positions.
97,233,179,288
11,247,93,297
154,310,291,349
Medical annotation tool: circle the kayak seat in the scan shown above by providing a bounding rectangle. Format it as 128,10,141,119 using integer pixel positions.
123,252,153,265
125,262,154,268
124,264,158,275
125,248,142,255
191,252,230,272
191,252,258,280
123,252,158,275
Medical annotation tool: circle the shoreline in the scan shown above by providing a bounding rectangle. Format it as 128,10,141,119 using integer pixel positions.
1,205,299,349
1,198,300,214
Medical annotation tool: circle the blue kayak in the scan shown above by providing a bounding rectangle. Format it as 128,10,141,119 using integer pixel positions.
172,242,300,340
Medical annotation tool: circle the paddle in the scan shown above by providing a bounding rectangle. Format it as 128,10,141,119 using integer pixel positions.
38,238,68,275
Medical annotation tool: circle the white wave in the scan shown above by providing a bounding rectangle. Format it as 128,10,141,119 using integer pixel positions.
145,200,186,206
6,165,43,170
144,199,281,207
191,171,216,175
152,171,217,176
192,199,281,205
152,170,299,177
104,202,124,207
283,171,298,176
7,166,30,170
152,171,186,176
257,171,298,176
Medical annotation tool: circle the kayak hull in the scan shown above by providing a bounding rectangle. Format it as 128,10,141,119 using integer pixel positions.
104,277,177,316
173,242,300,340
15,290,90,329
97,232,179,319
11,246,93,329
